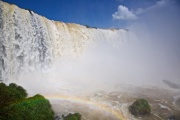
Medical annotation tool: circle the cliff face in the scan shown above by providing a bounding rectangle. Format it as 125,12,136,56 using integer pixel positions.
0,1,127,81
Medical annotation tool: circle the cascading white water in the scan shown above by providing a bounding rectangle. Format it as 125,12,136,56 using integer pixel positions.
0,1,127,82
1,1,180,119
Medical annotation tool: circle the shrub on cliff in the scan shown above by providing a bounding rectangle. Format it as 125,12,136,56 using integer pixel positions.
4,94,54,120
129,98,151,116
0,83,54,120
9,83,28,98
0,83,26,107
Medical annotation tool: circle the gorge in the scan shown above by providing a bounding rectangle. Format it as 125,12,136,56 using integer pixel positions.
0,1,180,120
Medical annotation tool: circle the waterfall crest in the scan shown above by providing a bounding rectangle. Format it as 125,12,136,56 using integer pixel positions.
0,1,127,81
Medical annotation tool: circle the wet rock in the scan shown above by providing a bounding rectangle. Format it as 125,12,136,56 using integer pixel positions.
129,98,151,116
162,80,180,89
167,115,176,120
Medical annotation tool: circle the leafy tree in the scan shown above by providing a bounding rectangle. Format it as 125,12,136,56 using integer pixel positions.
9,83,27,98
9,83,17,88
0,83,24,108
0,83,54,120
3,94,54,120
0,82,6,87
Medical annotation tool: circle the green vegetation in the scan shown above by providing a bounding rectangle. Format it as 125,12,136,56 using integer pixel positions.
129,98,151,116
0,82,82,120
0,83,54,120
0,83,26,108
64,113,81,120
9,83,28,98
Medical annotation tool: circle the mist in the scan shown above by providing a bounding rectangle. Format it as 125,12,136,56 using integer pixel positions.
1,0,180,119
5,0,179,97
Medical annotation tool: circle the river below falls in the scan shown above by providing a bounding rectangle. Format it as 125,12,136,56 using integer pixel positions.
48,84,180,120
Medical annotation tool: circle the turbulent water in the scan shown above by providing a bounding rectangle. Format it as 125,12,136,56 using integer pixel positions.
0,1,127,82
1,1,180,120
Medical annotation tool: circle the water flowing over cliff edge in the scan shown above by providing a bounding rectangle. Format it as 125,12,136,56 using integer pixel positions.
0,1,127,82
1,1,180,120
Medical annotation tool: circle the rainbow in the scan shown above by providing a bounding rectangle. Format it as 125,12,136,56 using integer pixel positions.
45,94,126,120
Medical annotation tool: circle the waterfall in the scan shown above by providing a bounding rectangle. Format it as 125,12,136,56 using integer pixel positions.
0,1,127,81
